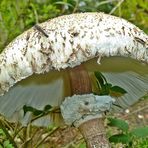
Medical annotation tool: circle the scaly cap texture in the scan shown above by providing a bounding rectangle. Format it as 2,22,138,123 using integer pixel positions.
0,12,147,95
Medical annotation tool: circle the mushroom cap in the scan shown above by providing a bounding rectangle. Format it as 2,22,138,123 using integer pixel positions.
0,12,147,126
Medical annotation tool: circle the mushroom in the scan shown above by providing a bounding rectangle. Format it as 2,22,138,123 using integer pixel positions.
0,12,147,147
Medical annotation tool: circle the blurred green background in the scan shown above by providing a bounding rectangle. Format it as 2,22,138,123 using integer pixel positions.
0,0,148,52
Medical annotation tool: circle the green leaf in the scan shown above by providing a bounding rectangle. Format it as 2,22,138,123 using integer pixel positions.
0,129,5,136
33,110,43,116
44,105,52,112
110,86,127,97
109,134,131,144
94,71,105,87
23,104,52,117
131,127,148,138
101,83,112,95
78,142,86,148
3,140,14,148
108,117,129,131
23,105,43,116
94,71,127,97
48,124,56,131
135,138,148,147
54,1,74,9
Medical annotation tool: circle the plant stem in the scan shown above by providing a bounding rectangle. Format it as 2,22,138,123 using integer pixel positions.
34,127,59,148
109,0,124,14
22,124,32,148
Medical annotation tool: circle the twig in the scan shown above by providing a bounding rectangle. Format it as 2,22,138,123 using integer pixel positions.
20,138,32,148
0,119,18,148
30,107,60,123
21,124,32,148
109,0,125,14
123,105,148,118
0,117,24,143
34,127,59,148
0,117,14,131
13,126,24,142
34,24,49,38
30,128,40,141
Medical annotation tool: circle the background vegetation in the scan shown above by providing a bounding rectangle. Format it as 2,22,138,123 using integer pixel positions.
0,0,148,147
0,0,148,51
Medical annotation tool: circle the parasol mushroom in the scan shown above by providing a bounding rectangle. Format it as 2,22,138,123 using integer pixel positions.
0,12,147,147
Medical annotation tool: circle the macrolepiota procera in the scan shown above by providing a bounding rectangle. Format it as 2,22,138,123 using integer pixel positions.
0,13,147,147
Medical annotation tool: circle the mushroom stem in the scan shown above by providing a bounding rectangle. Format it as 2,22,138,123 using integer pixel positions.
68,65,92,95
68,65,110,148
79,118,109,148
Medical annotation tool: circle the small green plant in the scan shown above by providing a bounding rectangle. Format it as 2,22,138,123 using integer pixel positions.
108,117,148,147
94,71,127,97
0,129,14,148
